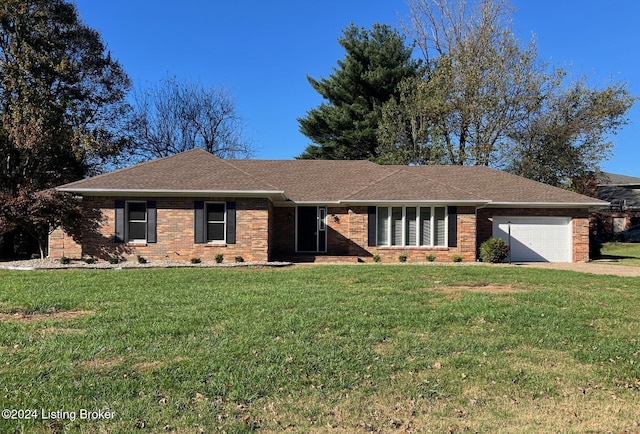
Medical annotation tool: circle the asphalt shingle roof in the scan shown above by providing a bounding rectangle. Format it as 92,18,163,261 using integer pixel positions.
59,149,280,193
57,149,606,206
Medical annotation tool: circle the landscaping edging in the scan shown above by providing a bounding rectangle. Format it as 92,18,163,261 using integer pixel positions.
0,258,292,270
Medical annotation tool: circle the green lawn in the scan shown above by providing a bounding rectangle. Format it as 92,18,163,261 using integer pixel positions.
600,242,640,266
1,265,639,433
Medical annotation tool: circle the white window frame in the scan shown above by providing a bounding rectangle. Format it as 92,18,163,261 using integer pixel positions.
126,201,147,243
377,205,448,247
206,202,226,243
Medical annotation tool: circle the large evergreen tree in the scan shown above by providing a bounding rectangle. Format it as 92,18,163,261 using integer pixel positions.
298,23,420,160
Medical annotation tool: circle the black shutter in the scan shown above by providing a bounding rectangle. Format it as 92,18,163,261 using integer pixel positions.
226,201,236,244
194,201,205,244
448,206,458,247
146,201,157,243
114,200,125,243
368,206,377,247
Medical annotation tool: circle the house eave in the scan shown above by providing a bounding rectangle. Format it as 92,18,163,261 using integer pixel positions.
341,199,489,206
488,201,609,208
56,187,287,200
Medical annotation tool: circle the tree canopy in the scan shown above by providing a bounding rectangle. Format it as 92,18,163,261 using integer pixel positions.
0,0,131,256
0,0,132,193
298,23,421,160
374,0,635,188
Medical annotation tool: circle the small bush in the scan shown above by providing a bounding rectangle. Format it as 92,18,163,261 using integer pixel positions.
452,255,464,263
137,255,147,264
479,237,510,263
372,254,381,263
84,258,96,264
235,256,244,263
60,257,70,265
215,254,224,264
190,257,201,264
108,257,120,265
426,253,436,262
30,253,40,260
398,254,408,263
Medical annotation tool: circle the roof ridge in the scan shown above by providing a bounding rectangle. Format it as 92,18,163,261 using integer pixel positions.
405,166,487,201
473,165,597,199
342,166,402,200
58,149,215,188
221,159,283,192
344,165,488,201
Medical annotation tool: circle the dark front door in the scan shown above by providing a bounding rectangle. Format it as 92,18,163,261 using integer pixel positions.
296,206,326,252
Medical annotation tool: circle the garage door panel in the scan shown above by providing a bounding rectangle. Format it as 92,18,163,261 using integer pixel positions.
492,217,571,262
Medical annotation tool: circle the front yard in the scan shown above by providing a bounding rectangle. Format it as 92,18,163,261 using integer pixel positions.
1,265,639,432
599,242,640,266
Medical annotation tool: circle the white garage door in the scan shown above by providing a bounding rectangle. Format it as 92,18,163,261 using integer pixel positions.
492,217,572,262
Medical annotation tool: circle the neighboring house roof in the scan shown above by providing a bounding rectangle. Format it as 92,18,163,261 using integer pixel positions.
597,172,640,210
599,172,640,186
57,149,606,207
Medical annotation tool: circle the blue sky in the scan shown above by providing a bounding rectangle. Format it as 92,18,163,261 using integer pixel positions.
73,0,639,176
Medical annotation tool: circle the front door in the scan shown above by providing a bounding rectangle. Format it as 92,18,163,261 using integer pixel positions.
296,206,326,252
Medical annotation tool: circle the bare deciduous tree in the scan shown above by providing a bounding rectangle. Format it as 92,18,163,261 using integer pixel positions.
129,77,252,162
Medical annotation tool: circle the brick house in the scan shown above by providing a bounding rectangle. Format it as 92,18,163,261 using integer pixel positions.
595,172,640,239
51,149,606,263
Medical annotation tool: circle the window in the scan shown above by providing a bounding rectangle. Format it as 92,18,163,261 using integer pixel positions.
377,206,447,247
206,202,226,242
194,201,235,245
127,202,147,242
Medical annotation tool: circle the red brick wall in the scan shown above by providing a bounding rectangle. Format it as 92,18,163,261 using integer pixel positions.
477,207,591,262
49,199,591,263
49,196,271,263
271,205,477,263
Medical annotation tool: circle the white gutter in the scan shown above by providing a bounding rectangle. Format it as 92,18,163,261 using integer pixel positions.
341,199,489,206
56,187,287,200
488,201,609,208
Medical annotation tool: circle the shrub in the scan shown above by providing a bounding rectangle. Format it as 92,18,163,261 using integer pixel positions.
84,258,96,264
452,255,464,263
190,257,201,264
30,253,40,260
398,254,408,263
60,257,70,265
426,253,436,262
479,237,510,263
235,256,244,263
215,254,224,264
108,257,120,265
137,255,147,264
372,254,381,263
